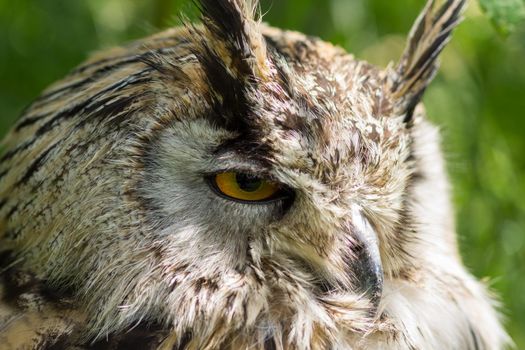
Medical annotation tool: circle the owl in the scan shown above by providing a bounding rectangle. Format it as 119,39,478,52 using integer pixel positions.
0,0,511,349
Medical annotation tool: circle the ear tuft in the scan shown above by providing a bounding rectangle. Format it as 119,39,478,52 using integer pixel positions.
389,0,466,122
196,0,269,80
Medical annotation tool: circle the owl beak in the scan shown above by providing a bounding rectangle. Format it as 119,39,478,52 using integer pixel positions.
350,207,383,310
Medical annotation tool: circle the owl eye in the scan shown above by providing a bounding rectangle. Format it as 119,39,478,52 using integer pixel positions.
208,172,288,203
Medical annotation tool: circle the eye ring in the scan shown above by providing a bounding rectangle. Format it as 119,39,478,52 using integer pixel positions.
206,172,293,204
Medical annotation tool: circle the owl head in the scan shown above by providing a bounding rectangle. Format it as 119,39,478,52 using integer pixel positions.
1,0,508,349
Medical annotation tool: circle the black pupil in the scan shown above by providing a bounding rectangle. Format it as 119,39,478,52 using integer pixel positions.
236,174,263,192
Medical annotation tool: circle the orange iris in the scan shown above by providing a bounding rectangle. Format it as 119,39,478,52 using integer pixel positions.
214,172,279,201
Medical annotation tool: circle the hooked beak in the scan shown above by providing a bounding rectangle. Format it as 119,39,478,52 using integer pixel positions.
350,207,384,311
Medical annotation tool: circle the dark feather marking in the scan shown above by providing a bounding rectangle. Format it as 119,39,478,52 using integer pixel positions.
71,55,138,75
6,69,157,188
34,69,154,138
41,333,72,350
191,2,281,162
411,3,462,76
395,0,465,122
14,112,53,132
31,47,187,113
404,89,425,124
0,198,6,211
0,250,13,267
0,169,7,181
94,94,146,124
74,93,147,131
69,36,191,75
6,204,18,219
112,330,164,350
0,138,37,163
402,0,464,79
469,322,482,350
1,197,34,227
264,35,326,141
197,0,255,76
261,33,298,64
403,29,450,91
90,325,168,350
31,58,139,107
4,229,22,240
193,37,275,166
139,35,191,47
212,136,274,168
139,52,191,82
1,269,40,305
173,331,193,350
196,44,252,132
16,141,60,186
264,337,277,350
263,34,295,98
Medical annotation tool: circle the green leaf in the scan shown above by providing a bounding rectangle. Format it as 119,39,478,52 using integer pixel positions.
478,0,525,37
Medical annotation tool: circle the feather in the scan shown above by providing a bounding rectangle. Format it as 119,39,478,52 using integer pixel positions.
390,0,466,121
195,0,270,80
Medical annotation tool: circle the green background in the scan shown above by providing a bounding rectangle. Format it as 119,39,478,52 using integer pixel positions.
1,0,524,346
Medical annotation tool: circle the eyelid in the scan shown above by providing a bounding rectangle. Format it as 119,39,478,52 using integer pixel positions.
204,167,279,183
212,149,273,175
205,172,293,205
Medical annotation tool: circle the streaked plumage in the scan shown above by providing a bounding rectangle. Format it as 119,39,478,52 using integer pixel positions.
0,0,510,349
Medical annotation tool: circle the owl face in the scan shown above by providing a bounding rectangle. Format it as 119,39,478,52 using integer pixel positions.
106,34,406,339
140,34,408,273
0,0,488,348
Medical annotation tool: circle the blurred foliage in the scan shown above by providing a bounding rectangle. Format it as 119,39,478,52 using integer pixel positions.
0,0,524,346
478,0,525,37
